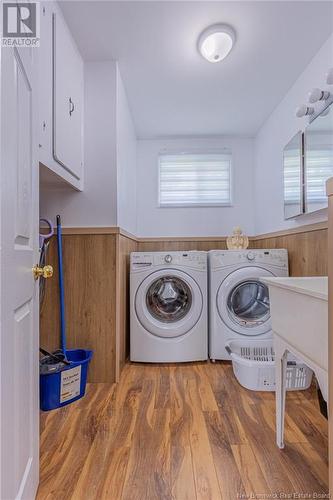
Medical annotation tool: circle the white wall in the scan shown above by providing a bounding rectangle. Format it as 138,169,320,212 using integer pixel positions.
136,137,255,237
40,61,118,227
40,35,333,237
116,67,137,234
254,34,333,235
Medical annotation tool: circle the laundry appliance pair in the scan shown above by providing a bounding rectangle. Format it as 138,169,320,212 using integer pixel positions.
130,249,288,363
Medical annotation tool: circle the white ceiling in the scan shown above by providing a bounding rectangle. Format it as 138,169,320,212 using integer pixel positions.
59,1,333,139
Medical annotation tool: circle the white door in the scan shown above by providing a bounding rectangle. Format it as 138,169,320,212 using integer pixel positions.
1,46,39,499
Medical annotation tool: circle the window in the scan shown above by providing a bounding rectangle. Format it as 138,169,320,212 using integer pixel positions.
158,152,232,207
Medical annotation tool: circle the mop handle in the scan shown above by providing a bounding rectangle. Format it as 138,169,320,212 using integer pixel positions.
56,215,67,353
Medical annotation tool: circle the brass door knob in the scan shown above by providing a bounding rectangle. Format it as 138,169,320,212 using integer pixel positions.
32,264,53,280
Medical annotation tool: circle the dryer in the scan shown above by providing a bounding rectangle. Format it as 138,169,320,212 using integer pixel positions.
209,249,288,360
130,251,208,363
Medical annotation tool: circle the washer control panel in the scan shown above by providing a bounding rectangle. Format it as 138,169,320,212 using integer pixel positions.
131,251,207,270
246,251,255,261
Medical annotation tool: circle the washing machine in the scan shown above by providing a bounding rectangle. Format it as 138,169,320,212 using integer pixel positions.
209,249,289,360
130,251,208,362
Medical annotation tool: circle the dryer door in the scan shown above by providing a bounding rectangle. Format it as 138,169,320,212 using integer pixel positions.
135,269,203,338
217,267,274,336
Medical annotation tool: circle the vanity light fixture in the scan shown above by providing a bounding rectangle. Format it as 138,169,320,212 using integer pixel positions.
308,88,331,103
326,68,333,85
198,24,236,63
295,104,315,118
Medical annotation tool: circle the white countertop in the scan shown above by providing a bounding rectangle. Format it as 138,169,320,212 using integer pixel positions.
262,276,328,301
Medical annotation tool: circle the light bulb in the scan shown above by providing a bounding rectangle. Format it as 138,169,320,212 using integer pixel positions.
295,105,315,118
308,88,330,103
326,68,333,85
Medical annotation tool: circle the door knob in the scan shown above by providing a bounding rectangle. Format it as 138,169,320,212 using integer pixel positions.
32,265,53,280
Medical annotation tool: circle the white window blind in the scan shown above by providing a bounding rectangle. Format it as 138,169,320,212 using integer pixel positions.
159,152,232,207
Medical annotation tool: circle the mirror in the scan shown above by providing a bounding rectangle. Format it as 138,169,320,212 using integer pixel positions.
283,131,303,219
304,102,333,214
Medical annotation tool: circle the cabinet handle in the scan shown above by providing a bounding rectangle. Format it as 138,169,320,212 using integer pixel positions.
69,97,75,116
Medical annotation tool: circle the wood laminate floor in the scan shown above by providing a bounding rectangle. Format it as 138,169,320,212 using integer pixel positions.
37,362,328,500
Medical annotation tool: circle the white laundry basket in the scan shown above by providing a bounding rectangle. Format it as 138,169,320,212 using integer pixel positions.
226,339,313,392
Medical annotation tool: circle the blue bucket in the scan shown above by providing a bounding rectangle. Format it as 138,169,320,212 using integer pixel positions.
40,349,93,411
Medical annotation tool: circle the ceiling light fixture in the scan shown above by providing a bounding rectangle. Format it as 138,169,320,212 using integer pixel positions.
198,24,236,64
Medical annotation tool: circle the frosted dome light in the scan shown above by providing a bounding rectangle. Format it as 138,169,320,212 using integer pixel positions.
198,24,236,63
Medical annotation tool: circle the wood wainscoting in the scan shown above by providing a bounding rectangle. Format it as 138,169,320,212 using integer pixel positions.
40,229,138,383
137,238,227,252
137,222,328,276
40,221,328,383
115,233,138,380
252,222,328,276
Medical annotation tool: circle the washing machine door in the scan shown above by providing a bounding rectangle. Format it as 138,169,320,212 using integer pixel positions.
135,269,203,338
217,267,274,336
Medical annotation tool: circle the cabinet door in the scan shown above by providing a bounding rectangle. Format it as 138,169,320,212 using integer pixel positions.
304,101,333,214
53,11,83,180
283,131,304,219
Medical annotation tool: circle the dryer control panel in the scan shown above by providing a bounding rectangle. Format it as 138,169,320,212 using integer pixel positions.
209,249,288,270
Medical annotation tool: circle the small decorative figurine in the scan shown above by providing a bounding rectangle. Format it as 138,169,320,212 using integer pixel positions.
227,226,249,250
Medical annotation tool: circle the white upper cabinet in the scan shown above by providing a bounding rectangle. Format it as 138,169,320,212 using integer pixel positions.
39,1,83,190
